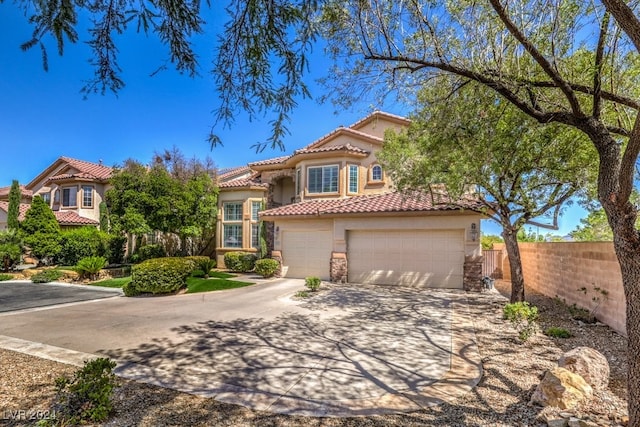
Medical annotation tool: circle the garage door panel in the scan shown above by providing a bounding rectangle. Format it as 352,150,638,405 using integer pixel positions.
348,230,464,288
282,230,332,280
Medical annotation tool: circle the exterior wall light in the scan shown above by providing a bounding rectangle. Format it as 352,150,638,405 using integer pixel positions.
470,223,478,241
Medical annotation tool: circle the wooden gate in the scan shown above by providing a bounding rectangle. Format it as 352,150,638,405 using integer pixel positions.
482,249,503,278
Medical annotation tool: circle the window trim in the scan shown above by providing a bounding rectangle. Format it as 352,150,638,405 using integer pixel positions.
250,200,262,249
81,185,94,208
61,186,78,208
295,167,302,196
307,164,339,194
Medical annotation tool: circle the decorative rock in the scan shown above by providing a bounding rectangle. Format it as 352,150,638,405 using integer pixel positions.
546,418,568,427
530,367,593,410
558,347,610,390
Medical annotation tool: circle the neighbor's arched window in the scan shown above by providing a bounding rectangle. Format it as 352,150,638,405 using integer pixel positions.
371,164,383,181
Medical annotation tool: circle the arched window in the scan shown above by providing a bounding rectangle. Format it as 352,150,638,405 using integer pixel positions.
371,164,383,181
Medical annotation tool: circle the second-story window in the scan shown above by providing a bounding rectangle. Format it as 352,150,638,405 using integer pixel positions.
295,168,301,196
62,186,77,208
348,165,359,193
41,192,51,205
371,164,383,182
82,185,93,208
251,201,262,249
307,165,338,194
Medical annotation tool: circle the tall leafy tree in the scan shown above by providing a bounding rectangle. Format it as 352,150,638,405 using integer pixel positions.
20,195,61,263
7,180,21,231
570,209,615,242
380,82,596,302
318,3,640,421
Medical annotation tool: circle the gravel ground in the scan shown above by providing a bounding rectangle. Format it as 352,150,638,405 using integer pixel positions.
0,282,629,426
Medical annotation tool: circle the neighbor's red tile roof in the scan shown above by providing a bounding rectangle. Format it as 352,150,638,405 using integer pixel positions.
56,157,113,181
0,201,31,220
0,185,33,199
248,155,291,167
261,192,482,217
219,178,269,189
218,165,253,181
293,143,370,156
53,211,99,226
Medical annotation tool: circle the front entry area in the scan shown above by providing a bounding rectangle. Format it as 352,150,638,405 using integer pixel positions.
347,229,465,288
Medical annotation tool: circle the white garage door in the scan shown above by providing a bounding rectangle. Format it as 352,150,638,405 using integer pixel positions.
348,229,464,288
282,230,332,280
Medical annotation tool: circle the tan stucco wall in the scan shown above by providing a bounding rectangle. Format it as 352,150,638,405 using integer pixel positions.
0,210,7,230
495,241,626,335
352,116,407,139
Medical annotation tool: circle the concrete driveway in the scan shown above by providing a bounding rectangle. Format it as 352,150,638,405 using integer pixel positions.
0,279,481,416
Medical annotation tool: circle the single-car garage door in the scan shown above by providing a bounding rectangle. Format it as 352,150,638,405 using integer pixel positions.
348,229,464,288
282,230,332,280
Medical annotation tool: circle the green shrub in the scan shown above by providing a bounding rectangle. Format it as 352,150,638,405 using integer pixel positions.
31,269,64,283
122,281,140,297
57,227,109,266
196,258,217,278
305,276,321,292
133,244,167,263
0,242,21,272
295,290,310,298
75,256,107,280
184,256,211,266
224,252,257,272
0,273,13,281
20,196,62,262
106,235,127,264
544,327,572,338
255,258,279,278
503,302,539,342
128,257,192,295
51,357,117,425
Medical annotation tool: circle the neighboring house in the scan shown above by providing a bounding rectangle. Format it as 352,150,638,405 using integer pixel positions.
0,157,112,230
217,111,484,290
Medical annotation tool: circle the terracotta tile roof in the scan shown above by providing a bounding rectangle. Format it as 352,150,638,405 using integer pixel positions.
219,178,269,189
218,165,253,181
0,185,33,199
0,201,31,220
248,155,291,167
293,143,370,156
53,210,99,226
58,157,113,181
261,191,482,217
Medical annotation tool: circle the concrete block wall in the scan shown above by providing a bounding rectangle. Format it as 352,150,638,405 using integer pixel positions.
493,242,626,335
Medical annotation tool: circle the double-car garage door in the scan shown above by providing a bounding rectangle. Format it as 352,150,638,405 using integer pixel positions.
281,228,464,288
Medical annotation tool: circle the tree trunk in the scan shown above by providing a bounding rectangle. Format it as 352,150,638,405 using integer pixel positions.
502,227,525,302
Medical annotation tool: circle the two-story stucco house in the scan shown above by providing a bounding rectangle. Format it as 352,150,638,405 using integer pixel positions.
217,111,484,290
0,157,112,230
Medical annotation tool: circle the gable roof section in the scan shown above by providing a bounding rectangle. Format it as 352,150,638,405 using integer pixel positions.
0,201,31,220
218,165,253,182
260,191,482,218
348,110,411,131
302,127,384,151
219,177,269,190
27,157,113,189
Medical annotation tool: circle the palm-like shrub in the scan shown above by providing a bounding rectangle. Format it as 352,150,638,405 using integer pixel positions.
75,256,107,281
196,258,217,278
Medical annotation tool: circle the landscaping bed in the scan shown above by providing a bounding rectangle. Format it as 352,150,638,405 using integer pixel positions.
0,281,628,426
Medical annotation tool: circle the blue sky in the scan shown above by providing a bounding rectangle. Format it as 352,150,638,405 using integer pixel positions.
0,3,587,236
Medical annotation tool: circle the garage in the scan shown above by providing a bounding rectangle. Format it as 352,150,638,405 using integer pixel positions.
282,230,333,280
347,229,465,288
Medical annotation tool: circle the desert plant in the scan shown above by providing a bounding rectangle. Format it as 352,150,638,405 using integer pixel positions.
254,258,279,278
224,251,257,272
503,302,539,342
576,285,610,322
196,258,217,278
544,327,572,338
295,290,310,298
305,276,321,292
31,269,63,283
75,256,107,280
50,358,117,425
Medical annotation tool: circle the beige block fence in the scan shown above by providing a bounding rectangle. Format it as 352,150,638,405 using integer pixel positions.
492,242,627,336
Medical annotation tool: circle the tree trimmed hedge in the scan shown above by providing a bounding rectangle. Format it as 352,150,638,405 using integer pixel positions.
223,252,257,273
254,258,279,278
128,257,193,295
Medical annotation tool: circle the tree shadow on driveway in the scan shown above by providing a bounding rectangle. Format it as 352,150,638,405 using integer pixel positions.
101,287,463,416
